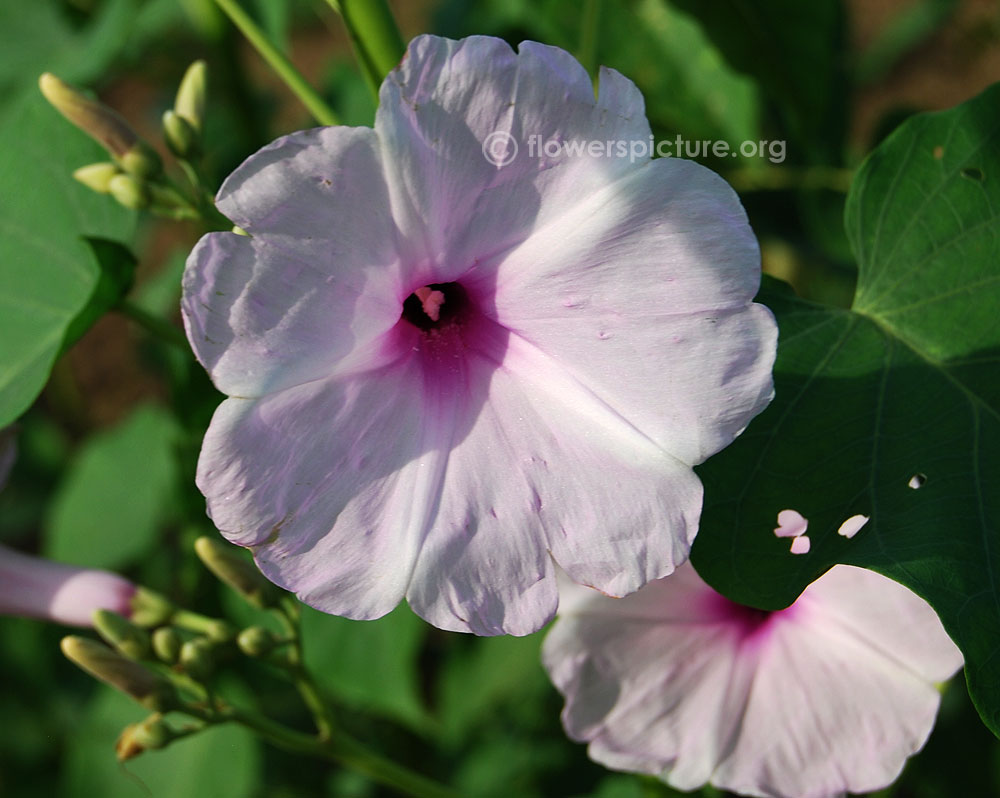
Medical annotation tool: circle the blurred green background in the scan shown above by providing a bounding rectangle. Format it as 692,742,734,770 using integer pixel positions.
1,0,999,795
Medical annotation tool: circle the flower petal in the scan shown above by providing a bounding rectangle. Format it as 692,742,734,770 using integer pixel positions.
718,567,962,797
196,362,441,621
543,569,756,789
407,335,702,635
377,35,652,273
490,157,776,465
183,127,406,397
544,563,963,798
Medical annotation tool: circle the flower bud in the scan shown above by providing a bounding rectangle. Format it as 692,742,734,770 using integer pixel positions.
0,545,135,627
152,627,182,664
174,60,207,133
129,587,175,628
116,714,173,761
108,173,149,210
92,609,151,660
162,110,199,159
237,625,275,658
117,141,163,180
73,162,120,194
194,536,281,608
179,638,215,682
39,73,137,159
61,636,177,711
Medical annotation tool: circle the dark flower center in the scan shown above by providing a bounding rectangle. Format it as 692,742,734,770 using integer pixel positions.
402,282,469,330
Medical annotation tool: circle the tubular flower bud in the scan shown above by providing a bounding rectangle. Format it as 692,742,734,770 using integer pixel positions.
194,536,280,608
162,109,199,159
61,636,177,711
0,544,135,627
39,73,137,159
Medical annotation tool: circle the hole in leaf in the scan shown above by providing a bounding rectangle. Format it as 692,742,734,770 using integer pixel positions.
908,473,927,490
774,509,808,538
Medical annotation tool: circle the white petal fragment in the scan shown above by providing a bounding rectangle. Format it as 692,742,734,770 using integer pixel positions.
789,535,811,554
838,514,870,538
774,508,808,538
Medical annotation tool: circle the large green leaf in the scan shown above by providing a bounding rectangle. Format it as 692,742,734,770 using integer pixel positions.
44,404,180,570
59,688,262,798
300,602,431,731
0,0,138,107
692,82,1000,733
0,92,134,426
666,0,846,160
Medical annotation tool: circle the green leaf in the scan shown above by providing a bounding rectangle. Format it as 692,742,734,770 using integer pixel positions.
436,633,548,745
0,91,133,426
692,83,1000,734
300,602,430,731
44,404,180,570
601,0,759,148
666,0,846,160
61,238,137,351
59,688,262,798
0,0,138,106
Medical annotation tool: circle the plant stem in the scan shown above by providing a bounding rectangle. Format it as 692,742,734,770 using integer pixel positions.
117,300,189,350
724,165,855,194
213,0,340,126
324,0,405,99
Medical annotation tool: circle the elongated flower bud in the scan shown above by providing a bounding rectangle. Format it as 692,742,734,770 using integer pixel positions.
194,536,281,608
39,73,162,178
129,587,175,628
174,60,207,133
0,545,136,627
61,636,176,711
93,609,151,660
39,73,137,158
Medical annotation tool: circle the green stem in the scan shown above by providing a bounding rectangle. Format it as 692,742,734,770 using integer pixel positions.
183,700,458,798
724,165,854,194
213,0,340,126
117,300,189,350
325,0,405,99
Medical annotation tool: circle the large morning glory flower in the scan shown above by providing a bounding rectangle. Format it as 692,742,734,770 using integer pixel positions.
543,563,963,798
182,35,777,635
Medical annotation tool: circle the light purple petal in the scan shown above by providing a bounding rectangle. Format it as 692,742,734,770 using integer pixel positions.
544,563,963,798
183,127,405,398
196,363,436,621
489,157,776,465
0,545,135,626
377,35,652,272
185,34,780,636
405,337,701,634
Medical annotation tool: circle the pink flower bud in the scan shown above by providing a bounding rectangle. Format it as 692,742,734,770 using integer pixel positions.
0,544,136,627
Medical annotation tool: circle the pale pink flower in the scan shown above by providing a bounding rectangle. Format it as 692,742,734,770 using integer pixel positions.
0,544,136,626
543,562,963,798
182,35,777,635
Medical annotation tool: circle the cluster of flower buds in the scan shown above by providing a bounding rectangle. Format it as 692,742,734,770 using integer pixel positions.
38,61,208,221
45,535,300,762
